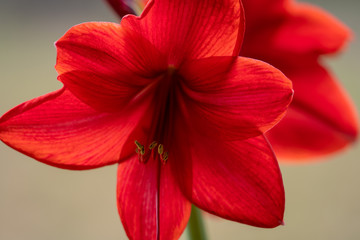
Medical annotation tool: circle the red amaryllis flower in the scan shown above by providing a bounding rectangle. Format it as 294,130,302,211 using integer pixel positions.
241,0,358,160
0,0,293,239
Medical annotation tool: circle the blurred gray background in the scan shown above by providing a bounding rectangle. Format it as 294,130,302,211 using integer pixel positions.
0,0,359,239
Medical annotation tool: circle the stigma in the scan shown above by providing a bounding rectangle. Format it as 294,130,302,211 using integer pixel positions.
134,140,168,164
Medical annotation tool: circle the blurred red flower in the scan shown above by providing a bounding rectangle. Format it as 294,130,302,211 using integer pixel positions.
0,0,293,239
106,0,148,16
241,0,358,161
108,0,358,161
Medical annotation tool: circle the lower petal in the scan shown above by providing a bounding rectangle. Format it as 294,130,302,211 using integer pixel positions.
266,107,356,160
117,155,190,240
267,59,358,160
0,87,141,169
172,116,285,228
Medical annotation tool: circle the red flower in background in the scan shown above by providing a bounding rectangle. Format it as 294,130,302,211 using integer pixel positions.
108,0,358,161
107,0,148,16
0,0,293,239
241,0,358,160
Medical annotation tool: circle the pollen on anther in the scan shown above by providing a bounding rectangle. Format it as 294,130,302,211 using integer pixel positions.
134,140,145,155
149,141,158,150
161,151,168,164
158,144,164,155
134,140,169,164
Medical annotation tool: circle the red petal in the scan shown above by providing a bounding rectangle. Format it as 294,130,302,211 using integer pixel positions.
242,0,289,29
58,70,146,113
179,56,293,140
267,108,357,161
121,0,244,64
271,3,351,55
171,118,285,227
0,88,143,169
56,22,165,76
242,2,351,60
56,22,166,112
266,60,358,160
117,156,190,240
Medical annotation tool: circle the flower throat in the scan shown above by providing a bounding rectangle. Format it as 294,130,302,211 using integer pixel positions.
134,65,178,165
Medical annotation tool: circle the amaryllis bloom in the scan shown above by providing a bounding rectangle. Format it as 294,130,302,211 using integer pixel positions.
0,0,293,239
240,0,358,160
109,0,358,161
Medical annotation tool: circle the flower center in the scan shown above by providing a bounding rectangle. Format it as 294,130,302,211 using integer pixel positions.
133,65,180,164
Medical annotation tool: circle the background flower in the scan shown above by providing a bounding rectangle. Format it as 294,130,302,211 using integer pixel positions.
0,0,359,239
241,0,358,161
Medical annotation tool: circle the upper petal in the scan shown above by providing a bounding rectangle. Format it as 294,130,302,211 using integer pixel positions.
56,22,166,76
121,0,244,64
282,2,351,54
270,3,351,56
242,0,289,30
117,155,191,240
179,56,293,140
266,59,358,160
171,116,285,227
0,88,143,169
56,22,166,112
242,1,351,59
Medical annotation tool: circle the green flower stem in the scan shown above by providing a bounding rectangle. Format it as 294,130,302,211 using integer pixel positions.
187,205,207,240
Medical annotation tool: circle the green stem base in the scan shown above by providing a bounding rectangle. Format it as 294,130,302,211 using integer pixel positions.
187,205,207,240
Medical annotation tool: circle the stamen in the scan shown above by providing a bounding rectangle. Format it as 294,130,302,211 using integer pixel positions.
134,140,142,149
160,151,168,164
134,140,145,155
149,141,158,150
134,140,169,164
158,144,164,155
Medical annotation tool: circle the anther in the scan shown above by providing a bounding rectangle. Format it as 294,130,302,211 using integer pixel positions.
149,141,158,150
160,151,168,164
134,140,142,149
134,140,169,164
134,140,145,155
158,144,164,155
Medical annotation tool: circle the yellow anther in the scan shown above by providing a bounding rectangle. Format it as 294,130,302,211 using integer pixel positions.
149,141,158,150
158,144,164,155
134,140,145,155
135,140,169,164
161,151,168,164
135,140,142,149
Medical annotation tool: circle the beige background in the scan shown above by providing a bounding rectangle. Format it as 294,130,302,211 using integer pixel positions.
0,0,359,239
